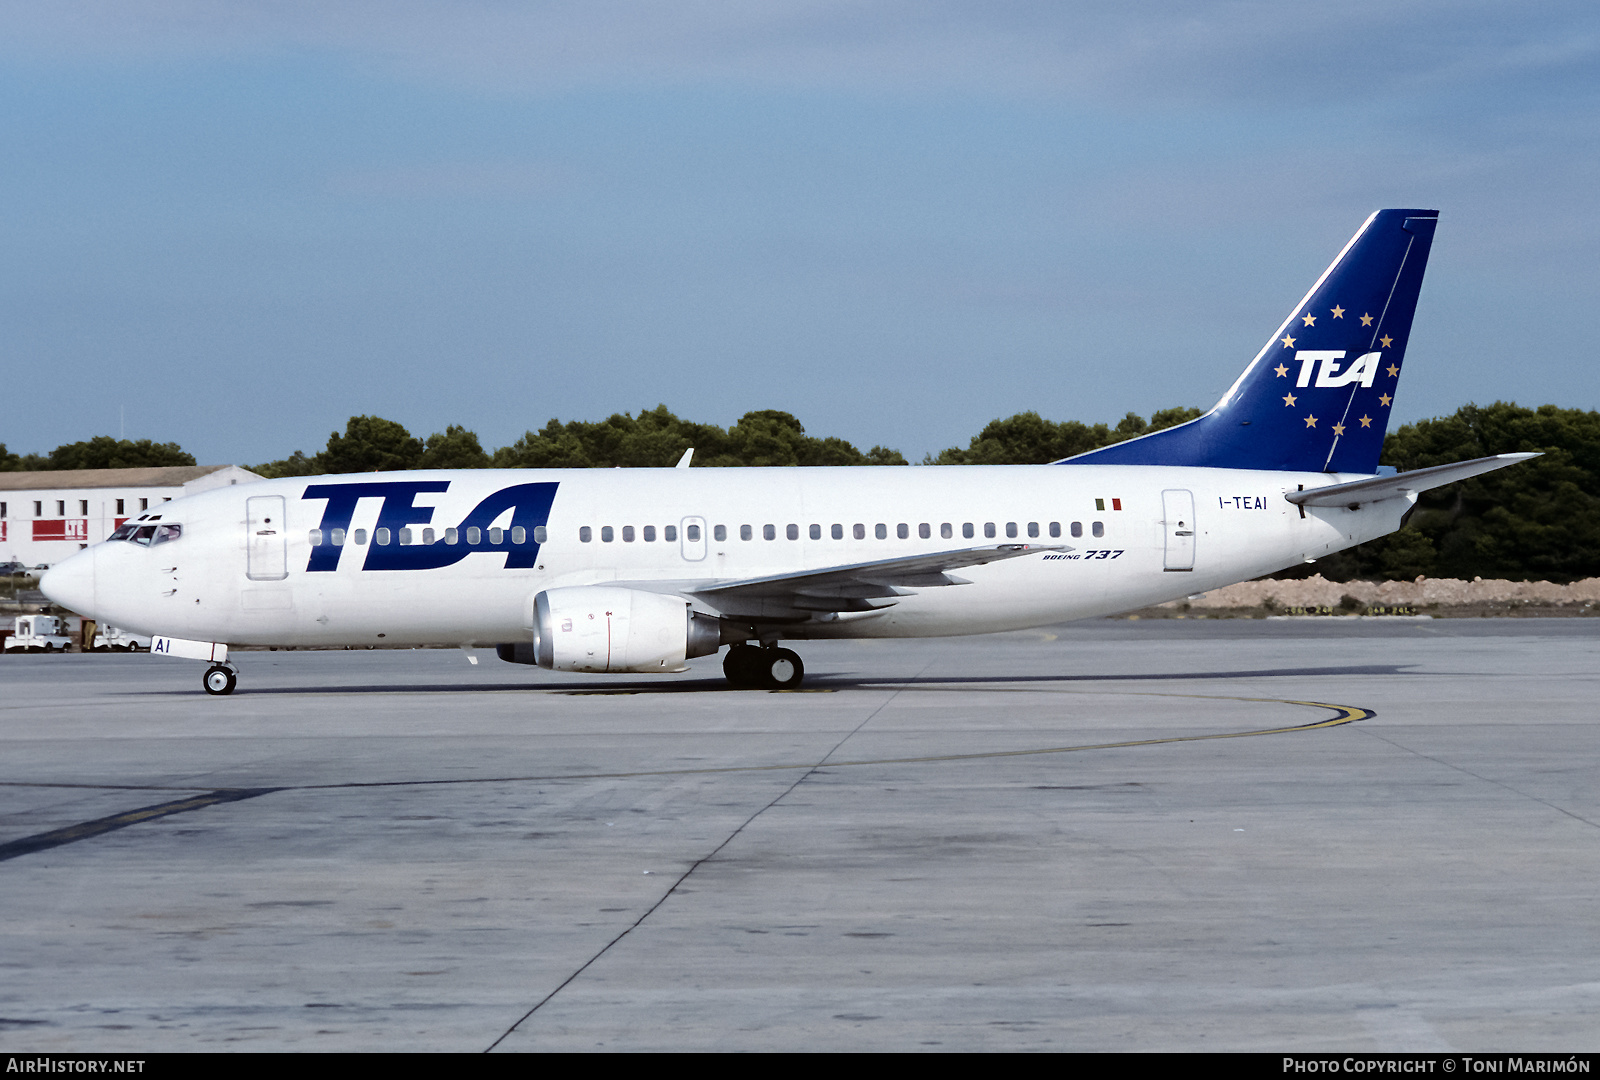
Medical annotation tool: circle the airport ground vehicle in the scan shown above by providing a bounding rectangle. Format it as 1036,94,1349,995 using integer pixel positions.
4,615,74,653
91,625,151,651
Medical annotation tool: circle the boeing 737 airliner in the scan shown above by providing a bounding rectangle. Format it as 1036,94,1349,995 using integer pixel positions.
41,209,1534,694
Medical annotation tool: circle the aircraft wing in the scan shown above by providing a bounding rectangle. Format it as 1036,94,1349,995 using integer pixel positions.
1286,453,1539,508
691,543,1067,613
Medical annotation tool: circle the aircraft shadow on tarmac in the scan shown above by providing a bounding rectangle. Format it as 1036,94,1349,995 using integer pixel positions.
137,663,1418,697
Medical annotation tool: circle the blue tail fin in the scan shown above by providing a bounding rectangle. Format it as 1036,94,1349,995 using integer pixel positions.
1062,209,1438,473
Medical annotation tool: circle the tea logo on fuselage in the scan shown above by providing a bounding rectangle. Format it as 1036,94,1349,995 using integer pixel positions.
301,480,559,571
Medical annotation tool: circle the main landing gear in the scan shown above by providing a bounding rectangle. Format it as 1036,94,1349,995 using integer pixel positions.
203,664,237,696
723,643,805,690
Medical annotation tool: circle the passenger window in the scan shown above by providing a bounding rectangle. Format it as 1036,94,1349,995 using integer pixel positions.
963,523,974,539
375,528,391,546
398,528,412,546
332,528,346,546
512,526,526,544
664,525,677,542
643,526,655,542
941,523,952,539
622,526,635,542
490,527,505,544
1005,522,1017,539
897,523,909,539
354,529,368,545
984,523,996,539
1071,521,1083,538
919,523,930,539
1049,522,1060,538
832,524,844,540
444,527,457,545
467,527,482,545
579,527,592,543
810,524,821,540
1026,522,1038,538
853,523,866,540
787,524,799,541
875,524,887,540
534,526,548,544
601,526,614,543
309,529,323,546
740,525,753,541
763,524,776,541
710,525,722,541
1092,521,1104,538
423,528,436,545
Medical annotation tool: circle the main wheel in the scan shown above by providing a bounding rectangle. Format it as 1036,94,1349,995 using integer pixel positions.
722,643,763,687
757,647,804,690
203,665,237,696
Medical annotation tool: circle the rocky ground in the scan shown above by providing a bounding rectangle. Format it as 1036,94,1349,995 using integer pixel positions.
1124,575,1600,619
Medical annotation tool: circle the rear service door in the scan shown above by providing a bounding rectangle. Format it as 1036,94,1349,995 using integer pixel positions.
1161,489,1196,572
246,496,288,580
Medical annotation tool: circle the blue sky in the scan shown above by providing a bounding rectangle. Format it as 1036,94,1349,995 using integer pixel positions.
2,2,1597,465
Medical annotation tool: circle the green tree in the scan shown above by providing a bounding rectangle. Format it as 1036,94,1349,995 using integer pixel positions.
925,407,1201,465
249,450,322,479
420,425,491,469
38,436,195,470
492,406,903,469
1277,402,1600,583
320,416,424,474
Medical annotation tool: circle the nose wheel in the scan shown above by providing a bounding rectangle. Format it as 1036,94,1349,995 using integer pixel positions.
723,644,805,689
203,665,237,696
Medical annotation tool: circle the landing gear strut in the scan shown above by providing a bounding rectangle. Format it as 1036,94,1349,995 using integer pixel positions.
203,665,237,696
723,643,805,689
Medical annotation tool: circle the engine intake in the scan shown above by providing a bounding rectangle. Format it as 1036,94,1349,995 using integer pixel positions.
497,586,739,672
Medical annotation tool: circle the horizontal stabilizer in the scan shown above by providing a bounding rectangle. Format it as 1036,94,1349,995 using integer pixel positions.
1286,453,1539,508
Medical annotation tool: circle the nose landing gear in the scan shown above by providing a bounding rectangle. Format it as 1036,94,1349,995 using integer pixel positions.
203,665,237,696
723,643,805,689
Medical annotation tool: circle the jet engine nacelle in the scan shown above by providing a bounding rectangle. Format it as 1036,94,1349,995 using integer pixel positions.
496,586,729,673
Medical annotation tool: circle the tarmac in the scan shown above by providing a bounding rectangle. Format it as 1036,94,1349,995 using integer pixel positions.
1,617,1597,1052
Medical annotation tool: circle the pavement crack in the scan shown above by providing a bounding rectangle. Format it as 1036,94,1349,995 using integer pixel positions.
484,663,932,1052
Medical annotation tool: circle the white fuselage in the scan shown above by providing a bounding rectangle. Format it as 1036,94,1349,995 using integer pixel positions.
45,464,1409,649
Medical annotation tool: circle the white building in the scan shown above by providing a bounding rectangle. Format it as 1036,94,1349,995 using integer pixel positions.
0,465,262,568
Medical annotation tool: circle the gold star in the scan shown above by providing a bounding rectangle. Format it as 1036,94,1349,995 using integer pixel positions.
1359,415,1372,428
1274,363,1289,377
1360,313,1374,326
1304,414,1318,428
1378,393,1392,407
1379,335,1393,348
1281,335,1296,348
1386,363,1399,377
1332,422,1346,436
1302,313,1316,327
1331,305,1345,318
1283,392,1297,407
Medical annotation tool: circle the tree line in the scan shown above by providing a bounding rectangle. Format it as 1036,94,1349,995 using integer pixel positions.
4,402,1597,582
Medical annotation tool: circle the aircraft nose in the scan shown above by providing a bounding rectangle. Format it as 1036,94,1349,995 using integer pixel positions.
40,546,96,615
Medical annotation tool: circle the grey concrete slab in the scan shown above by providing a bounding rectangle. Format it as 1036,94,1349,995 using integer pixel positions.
0,619,1597,1050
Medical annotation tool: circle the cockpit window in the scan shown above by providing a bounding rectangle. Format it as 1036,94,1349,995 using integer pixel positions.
114,522,180,546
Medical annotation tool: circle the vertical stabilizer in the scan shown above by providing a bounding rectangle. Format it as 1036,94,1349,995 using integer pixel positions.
1062,209,1438,473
